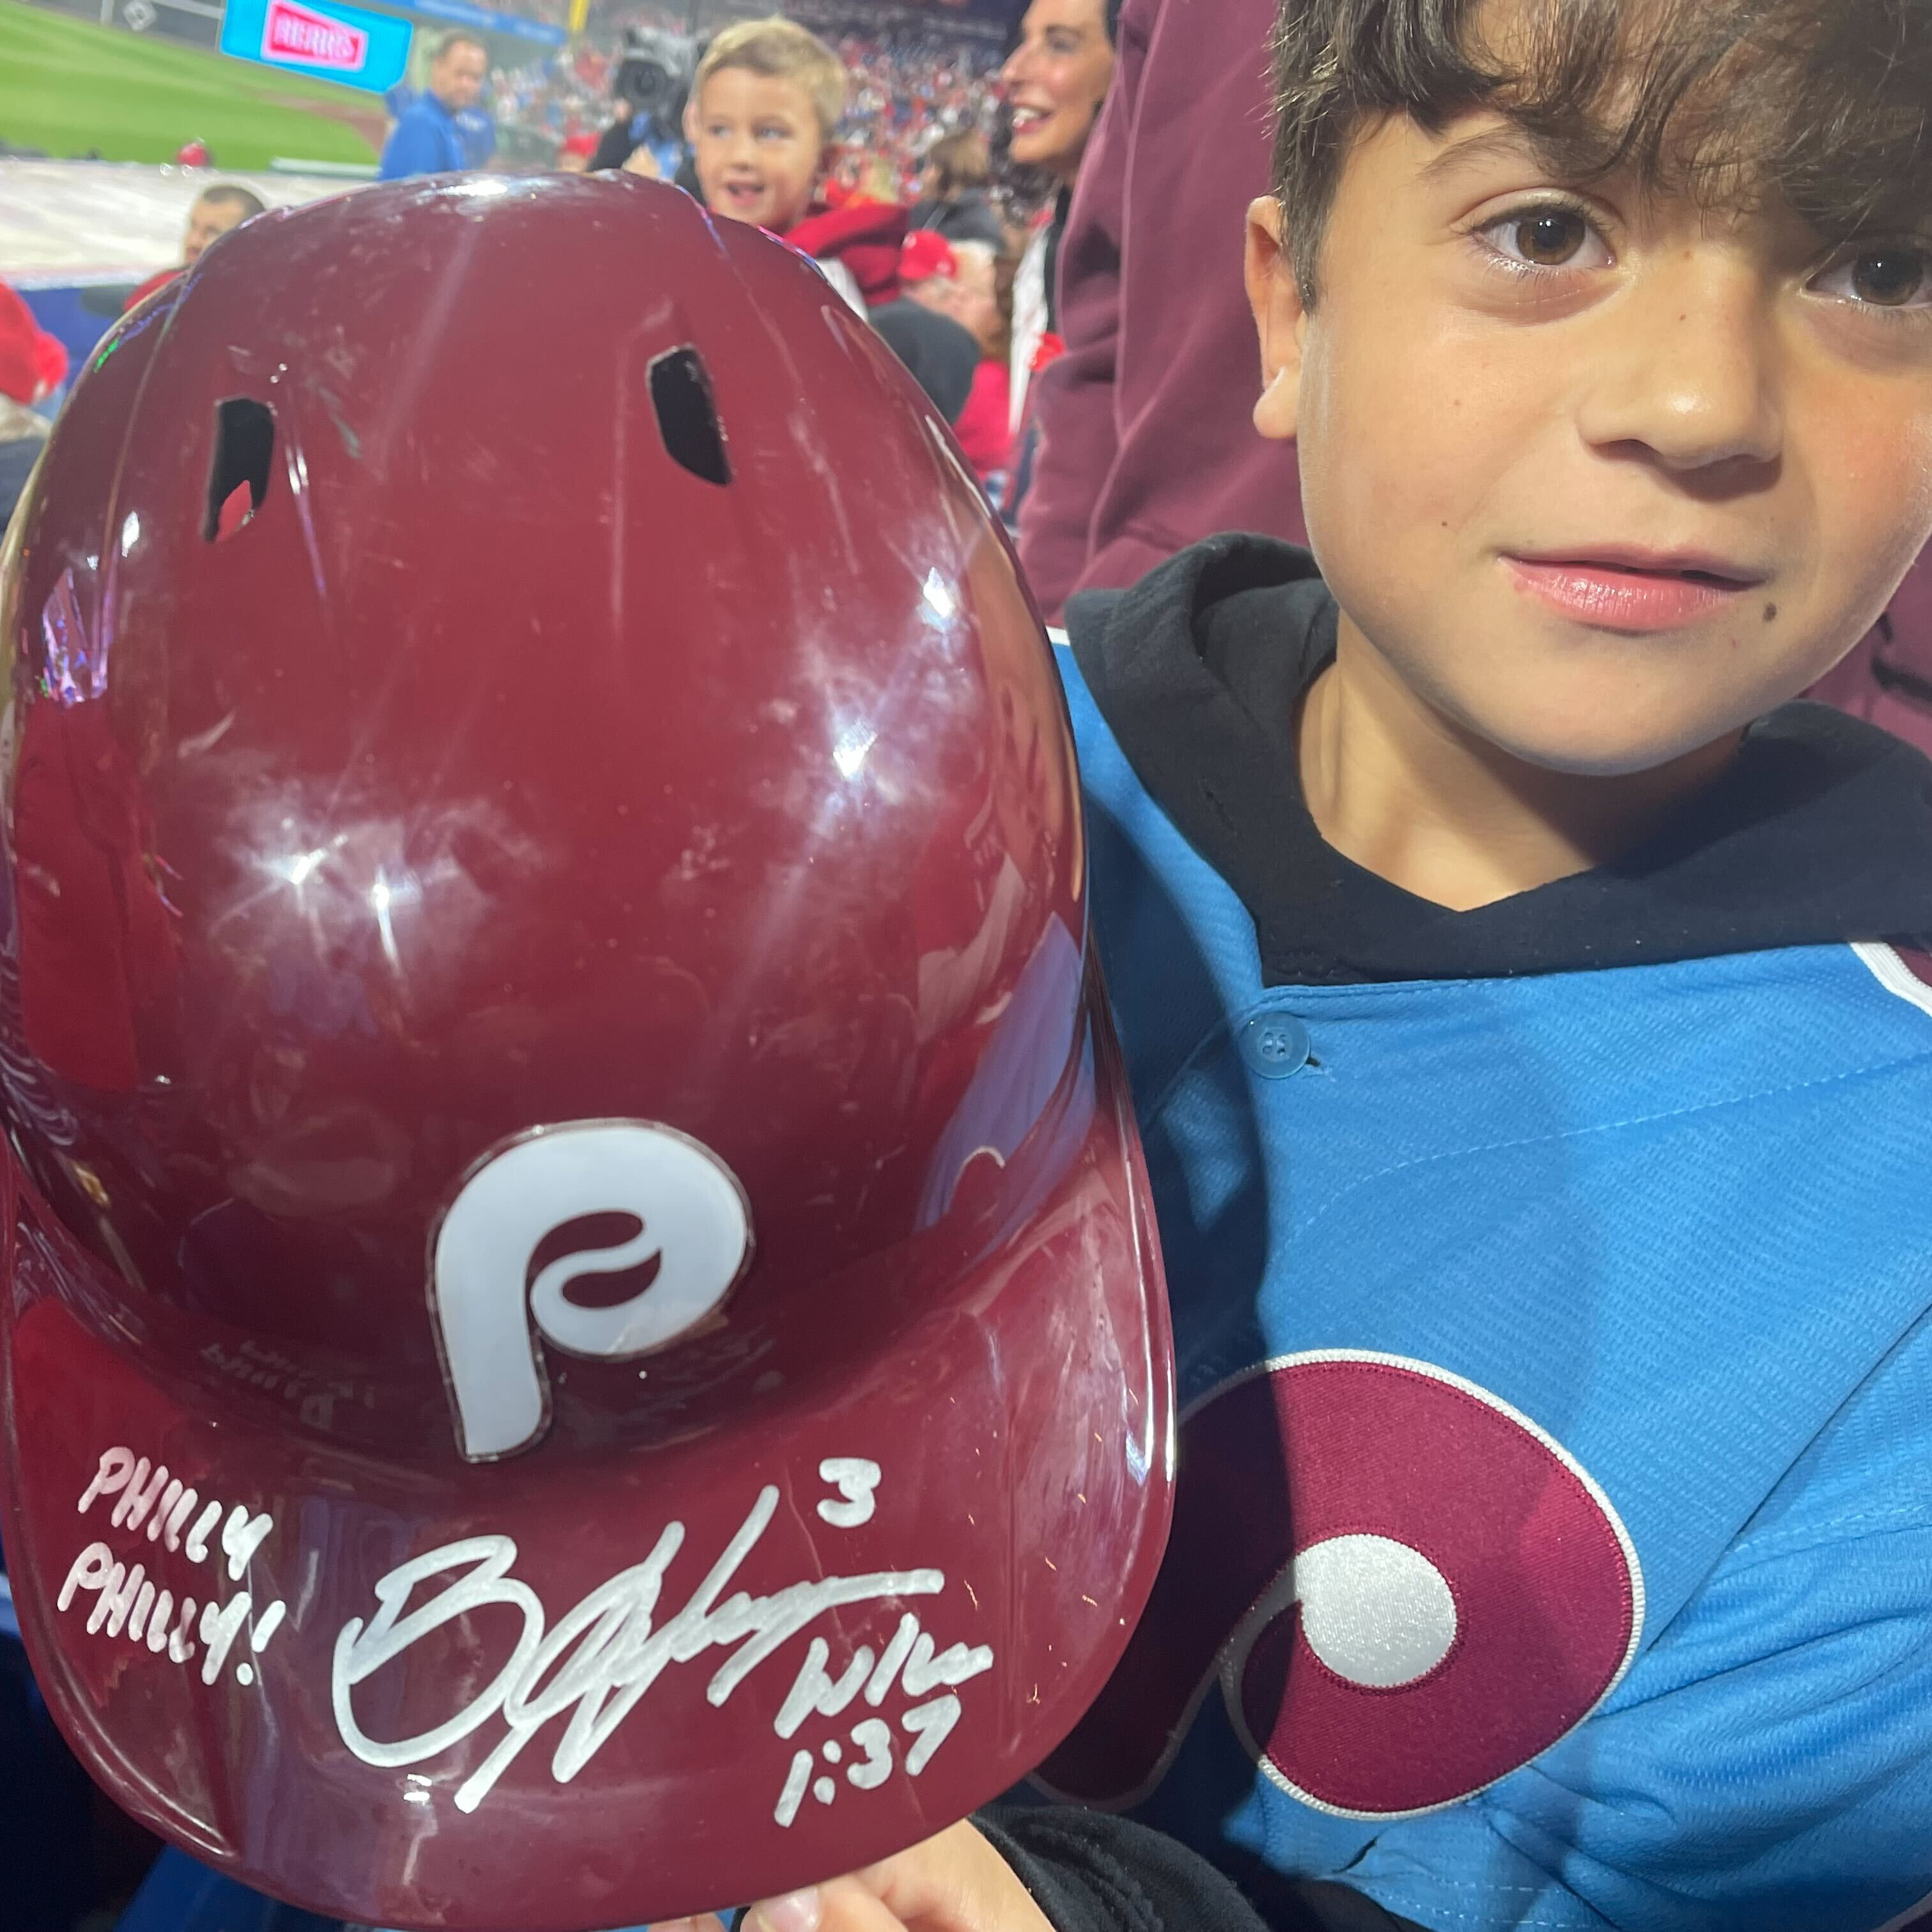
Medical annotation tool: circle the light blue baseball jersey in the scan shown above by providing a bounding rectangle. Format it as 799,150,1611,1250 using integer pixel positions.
1037,538,1932,1932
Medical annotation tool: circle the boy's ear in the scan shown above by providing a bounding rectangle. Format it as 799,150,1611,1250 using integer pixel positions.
681,98,699,144
1245,195,1305,444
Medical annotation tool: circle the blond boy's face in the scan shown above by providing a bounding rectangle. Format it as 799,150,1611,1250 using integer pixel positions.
1249,109,1932,777
688,68,825,236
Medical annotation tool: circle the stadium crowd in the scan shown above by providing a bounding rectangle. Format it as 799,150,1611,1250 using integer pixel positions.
362,3,1077,507
0,1,1066,531
486,9,1003,200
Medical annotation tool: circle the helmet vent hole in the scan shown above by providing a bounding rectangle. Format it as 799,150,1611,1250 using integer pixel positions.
649,347,730,486
204,397,275,541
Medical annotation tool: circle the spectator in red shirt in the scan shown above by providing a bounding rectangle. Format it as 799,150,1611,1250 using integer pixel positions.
898,226,962,305
0,280,66,533
124,185,266,311
946,240,1015,485
882,231,1014,483
872,230,981,423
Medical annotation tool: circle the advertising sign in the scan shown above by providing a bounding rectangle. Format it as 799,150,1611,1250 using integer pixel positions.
220,0,415,93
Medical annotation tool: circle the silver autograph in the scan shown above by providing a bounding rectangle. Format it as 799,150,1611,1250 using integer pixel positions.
332,1466,993,1815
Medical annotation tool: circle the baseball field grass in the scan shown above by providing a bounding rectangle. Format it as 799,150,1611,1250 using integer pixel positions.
0,0,381,167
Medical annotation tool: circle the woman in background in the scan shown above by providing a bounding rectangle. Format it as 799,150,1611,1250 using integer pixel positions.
998,0,1116,513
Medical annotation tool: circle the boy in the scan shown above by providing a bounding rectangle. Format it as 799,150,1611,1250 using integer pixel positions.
122,184,265,310
684,18,906,310
691,0,1932,1926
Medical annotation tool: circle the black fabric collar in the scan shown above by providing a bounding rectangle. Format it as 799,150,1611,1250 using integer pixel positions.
1067,535,1932,986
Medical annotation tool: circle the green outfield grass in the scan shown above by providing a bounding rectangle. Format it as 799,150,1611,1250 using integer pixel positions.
0,0,382,167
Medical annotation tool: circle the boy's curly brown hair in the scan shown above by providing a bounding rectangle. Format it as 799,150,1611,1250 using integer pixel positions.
1271,0,1932,303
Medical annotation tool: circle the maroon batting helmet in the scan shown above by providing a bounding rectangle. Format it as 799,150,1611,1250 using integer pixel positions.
0,176,1173,1930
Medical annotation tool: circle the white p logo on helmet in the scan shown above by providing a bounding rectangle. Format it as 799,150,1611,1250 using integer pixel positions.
430,1121,753,1461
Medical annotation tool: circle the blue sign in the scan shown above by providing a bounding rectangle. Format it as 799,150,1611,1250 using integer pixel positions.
412,0,564,48
220,0,416,92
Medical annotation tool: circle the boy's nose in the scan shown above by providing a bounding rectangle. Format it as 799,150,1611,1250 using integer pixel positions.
1574,259,1783,476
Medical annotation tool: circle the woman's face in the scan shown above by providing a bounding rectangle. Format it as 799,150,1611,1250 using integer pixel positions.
1000,0,1113,184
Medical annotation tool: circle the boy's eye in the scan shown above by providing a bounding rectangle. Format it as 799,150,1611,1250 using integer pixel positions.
1468,205,1607,276
1490,208,1595,269
1814,244,1931,310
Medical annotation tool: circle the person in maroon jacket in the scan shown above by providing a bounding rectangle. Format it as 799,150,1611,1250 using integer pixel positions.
1015,0,1303,624
1014,0,1932,759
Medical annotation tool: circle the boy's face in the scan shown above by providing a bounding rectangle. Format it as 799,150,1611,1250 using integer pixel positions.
688,68,826,236
1249,110,1932,777
184,196,248,265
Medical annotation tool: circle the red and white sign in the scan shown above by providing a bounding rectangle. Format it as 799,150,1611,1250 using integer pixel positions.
261,0,367,72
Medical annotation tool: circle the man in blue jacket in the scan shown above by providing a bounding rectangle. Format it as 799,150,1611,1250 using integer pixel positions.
378,32,488,181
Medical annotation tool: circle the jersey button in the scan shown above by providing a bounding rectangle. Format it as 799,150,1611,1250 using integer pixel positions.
1238,1011,1310,1079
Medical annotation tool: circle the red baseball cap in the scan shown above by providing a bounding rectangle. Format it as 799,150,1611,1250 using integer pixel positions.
0,176,1173,1931
900,228,960,286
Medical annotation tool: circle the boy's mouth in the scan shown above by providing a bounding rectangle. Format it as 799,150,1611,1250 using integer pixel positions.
1503,546,1770,632
721,180,766,211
